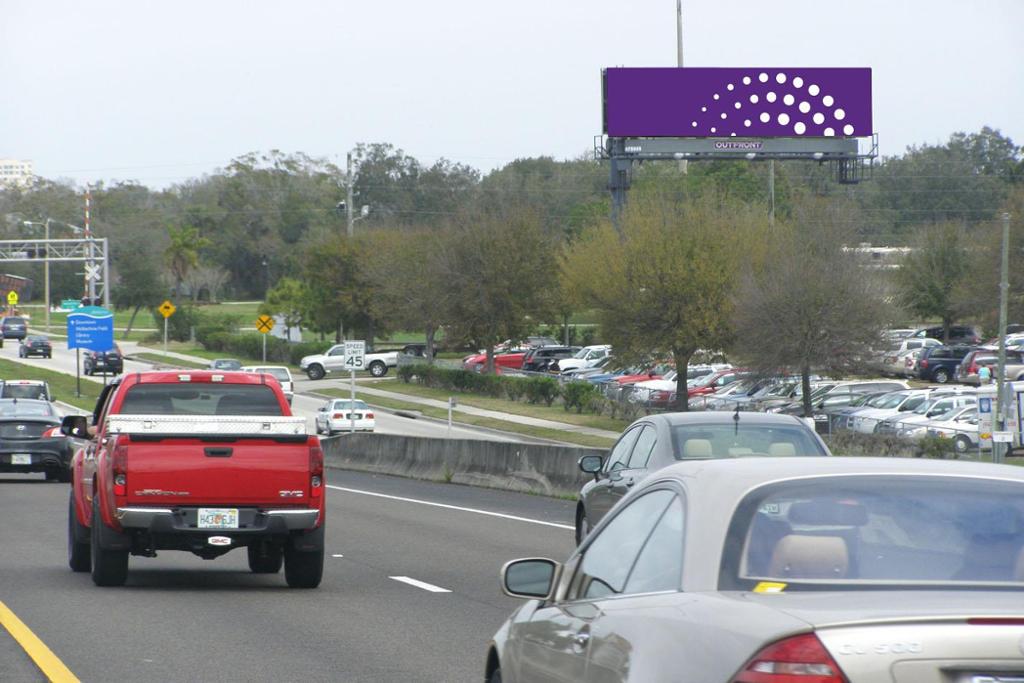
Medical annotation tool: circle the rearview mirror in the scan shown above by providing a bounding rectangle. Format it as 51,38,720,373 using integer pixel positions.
60,415,89,439
501,558,561,600
578,454,603,475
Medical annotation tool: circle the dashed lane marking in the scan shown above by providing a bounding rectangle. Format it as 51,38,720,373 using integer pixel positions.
327,485,575,530
389,576,452,593
0,600,80,683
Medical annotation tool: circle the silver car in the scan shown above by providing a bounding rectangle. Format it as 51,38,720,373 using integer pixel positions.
488,457,1024,682
574,412,830,544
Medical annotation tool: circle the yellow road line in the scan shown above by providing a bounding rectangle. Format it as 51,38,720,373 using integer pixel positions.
0,600,80,683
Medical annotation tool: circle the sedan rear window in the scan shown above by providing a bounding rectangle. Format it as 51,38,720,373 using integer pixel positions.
671,423,827,459
723,476,1024,589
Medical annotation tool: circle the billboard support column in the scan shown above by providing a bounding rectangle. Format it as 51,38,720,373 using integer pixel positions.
607,138,631,235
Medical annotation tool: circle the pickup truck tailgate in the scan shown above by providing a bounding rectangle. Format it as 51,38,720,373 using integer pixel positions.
109,415,313,506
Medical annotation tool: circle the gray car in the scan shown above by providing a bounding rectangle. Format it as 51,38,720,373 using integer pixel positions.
574,412,830,544
489,457,1024,683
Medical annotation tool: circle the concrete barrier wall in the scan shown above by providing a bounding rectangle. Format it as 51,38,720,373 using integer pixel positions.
321,433,608,498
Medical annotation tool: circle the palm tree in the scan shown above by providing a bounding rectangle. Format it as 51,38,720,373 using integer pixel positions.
165,225,212,296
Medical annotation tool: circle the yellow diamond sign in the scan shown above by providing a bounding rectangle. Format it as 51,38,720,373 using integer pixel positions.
256,314,275,334
158,300,176,318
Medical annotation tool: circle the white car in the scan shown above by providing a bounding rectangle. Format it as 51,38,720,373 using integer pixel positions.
300,344,398,379
315,399,375,434
927,407,986,454
877,392,977,436
898,403,978,441
241,365,294,404
849,389,934,434
554,345,611,374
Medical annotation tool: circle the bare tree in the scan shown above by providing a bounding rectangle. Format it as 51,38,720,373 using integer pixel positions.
182,264,231,302
732,197,893,417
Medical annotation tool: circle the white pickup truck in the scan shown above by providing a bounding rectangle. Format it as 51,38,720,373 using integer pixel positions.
300,343,428,379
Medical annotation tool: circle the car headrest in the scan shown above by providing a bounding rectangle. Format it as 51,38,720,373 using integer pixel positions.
768,442,797,457
769,534,849,579
788,500,868,526
682,439,713,458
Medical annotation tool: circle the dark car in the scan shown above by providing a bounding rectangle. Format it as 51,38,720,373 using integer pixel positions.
83,346,124,375
0,399,74,481
521,346,580,372
18,335,52,358
574,411,830,544
916,344,975,383
912,325,981,345
208,358,242,371
0,316,29,340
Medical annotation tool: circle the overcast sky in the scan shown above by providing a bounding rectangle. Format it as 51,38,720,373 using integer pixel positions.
2,0,1021,188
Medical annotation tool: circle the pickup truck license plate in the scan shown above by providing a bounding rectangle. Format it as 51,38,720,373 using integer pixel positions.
197,508,239,529
11,454,31,465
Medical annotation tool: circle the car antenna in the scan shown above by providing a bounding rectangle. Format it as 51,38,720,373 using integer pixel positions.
733,404,740,435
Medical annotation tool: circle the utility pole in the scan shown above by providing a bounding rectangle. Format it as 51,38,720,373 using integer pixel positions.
995,211,1011,464
346,152,355,238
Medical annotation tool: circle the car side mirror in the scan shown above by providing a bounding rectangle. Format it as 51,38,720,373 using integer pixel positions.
578,454,603,476
60,415,89,439
501,558,561,600
318,407,327,412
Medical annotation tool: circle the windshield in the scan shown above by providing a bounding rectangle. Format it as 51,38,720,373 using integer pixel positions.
1,384,48,400
0,399,54,416
729,476,1024,588
332,400,369,410
876,392,912,409
671,423,827,459
120,383,283,415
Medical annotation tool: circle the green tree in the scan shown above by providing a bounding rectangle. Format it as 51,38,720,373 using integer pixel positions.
732,197,892,416
563,191,763,410
112,238,166,338
260,276,308,340
895,222,972,342
437,208,558,372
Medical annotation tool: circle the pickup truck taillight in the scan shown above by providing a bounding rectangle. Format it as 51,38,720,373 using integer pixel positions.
310,444,324,498
112,438,129,496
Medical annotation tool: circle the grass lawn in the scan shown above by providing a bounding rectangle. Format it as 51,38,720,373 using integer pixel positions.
0,357,101,411
375,380,630,433
317,388,615,448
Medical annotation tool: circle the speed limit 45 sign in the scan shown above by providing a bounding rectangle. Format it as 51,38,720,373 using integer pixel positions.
344,340,366,370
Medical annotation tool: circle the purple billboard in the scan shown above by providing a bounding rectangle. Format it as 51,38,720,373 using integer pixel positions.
603,67,872,138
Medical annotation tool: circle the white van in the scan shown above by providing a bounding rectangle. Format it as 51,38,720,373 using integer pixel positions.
241,366,295,404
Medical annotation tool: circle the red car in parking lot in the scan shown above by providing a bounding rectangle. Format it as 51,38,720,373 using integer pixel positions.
461,350,527,373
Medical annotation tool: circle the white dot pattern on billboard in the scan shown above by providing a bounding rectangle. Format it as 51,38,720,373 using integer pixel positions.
686,70,861,138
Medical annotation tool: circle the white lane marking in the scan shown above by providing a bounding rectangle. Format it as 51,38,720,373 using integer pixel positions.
389,576,451,593
327,485,574,530
331,554,344,558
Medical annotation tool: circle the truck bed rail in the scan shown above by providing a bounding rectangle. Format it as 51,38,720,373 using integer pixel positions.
106,415,308,437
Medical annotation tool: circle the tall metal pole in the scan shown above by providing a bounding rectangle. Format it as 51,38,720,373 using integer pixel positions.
346,152,355,238
44,219,50,333
768,160,776,225
676,0,684,67
995,211,1011,464
101,238,111,310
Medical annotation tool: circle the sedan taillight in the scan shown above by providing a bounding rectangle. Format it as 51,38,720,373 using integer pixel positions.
731,633,847,683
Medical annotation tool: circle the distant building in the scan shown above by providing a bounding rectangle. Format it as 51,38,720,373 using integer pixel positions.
0,159,34,188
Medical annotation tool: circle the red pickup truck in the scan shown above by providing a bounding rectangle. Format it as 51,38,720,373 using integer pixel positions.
63,371,325,588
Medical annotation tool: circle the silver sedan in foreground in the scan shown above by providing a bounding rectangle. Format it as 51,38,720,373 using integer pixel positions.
487,457,1024,682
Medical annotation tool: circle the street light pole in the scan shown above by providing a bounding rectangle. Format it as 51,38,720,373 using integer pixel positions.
346,152,355,238
995,211,1011,464
22,219,52,333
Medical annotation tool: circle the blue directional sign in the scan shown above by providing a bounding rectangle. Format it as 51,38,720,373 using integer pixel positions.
67,306,114,352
